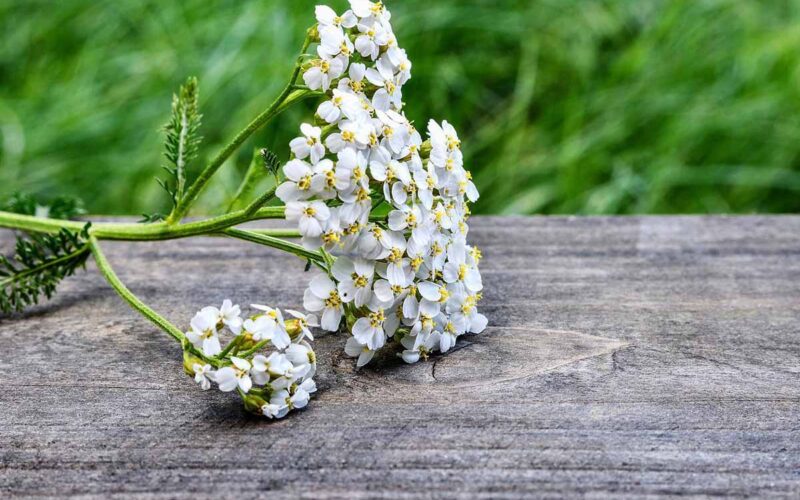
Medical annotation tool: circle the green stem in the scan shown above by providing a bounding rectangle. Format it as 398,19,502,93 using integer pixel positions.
222,227,325,263
168,87,312,224
0,208,287,241
88,236,185,344
218,334,244,359
237,339,271,359
0,211,86,233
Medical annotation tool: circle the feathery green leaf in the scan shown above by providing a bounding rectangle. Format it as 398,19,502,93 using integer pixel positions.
0,224,91,315
160,76,202,213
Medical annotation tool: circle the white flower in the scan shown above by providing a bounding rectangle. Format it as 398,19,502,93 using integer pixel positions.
443,239,483,293
400,330,439,364
381,230,409,287
290,378,318,409
332,256,376,307
318,25,354,60
334,147,369,195
276,159,314,202
446,292,488,334
316,5,357,29
251,352,293,385
337,62,369,97
326,117,372,152
218,299,243,334
262,400,289,419
244,305,291,349
285,341,316,379
285,200,331,238
417,280,447,317
303,274,344,331
192,363,214,390
290,123,326,164
215,357,253,393
365,61,402,111
272,2,486,370
317,89,361,123
345,336,375,367
303,56,345,92
354,18,389,60
350,0,391,21
351,305,389,350
186,306,222,357
285,309,318,341
310,158,338,200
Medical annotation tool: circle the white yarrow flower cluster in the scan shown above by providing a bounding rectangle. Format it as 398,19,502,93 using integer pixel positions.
185,301,318,419
279,1,487,367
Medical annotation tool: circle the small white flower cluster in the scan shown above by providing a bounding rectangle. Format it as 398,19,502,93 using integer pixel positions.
278,1,487,367
185,300,317,419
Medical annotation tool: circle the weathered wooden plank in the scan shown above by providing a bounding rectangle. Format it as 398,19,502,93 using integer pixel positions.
0,216,799,498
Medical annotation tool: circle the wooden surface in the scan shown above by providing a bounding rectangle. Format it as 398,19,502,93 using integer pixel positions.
1,216,799,498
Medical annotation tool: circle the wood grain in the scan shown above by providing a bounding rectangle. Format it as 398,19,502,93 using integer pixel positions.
1,216,799,498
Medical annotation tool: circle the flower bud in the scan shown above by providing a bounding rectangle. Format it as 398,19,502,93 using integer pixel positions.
419,139,432,158
241,393,267,415
182,350,206,376
307,24,320,43
285,318,304,343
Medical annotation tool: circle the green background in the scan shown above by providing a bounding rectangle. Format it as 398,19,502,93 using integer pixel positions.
2,0,800,216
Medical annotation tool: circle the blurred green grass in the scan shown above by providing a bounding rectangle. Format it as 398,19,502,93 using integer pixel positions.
2,0,800,215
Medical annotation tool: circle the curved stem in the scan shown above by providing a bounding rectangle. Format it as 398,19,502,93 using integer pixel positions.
222,227,325,264
168,87,312,224
88,236,185,344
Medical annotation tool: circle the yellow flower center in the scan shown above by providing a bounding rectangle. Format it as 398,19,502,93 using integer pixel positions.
325,169,336,188
345,222,362,235
356,187,371,202
341,130,355,142
387,247,403,263
298,175,312,191
350,80,364,93
322,231,340,245
325,290,342,309
303,207,316,217
471,247,482,263
368,308,385,327
352,273,369,288
447,136,460,150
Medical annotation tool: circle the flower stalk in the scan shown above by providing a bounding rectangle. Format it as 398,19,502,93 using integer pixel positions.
0,1,489,421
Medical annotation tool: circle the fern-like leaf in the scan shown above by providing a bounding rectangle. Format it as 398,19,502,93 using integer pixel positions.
260,148,281,175
0,225,91,314
160,76,202,211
